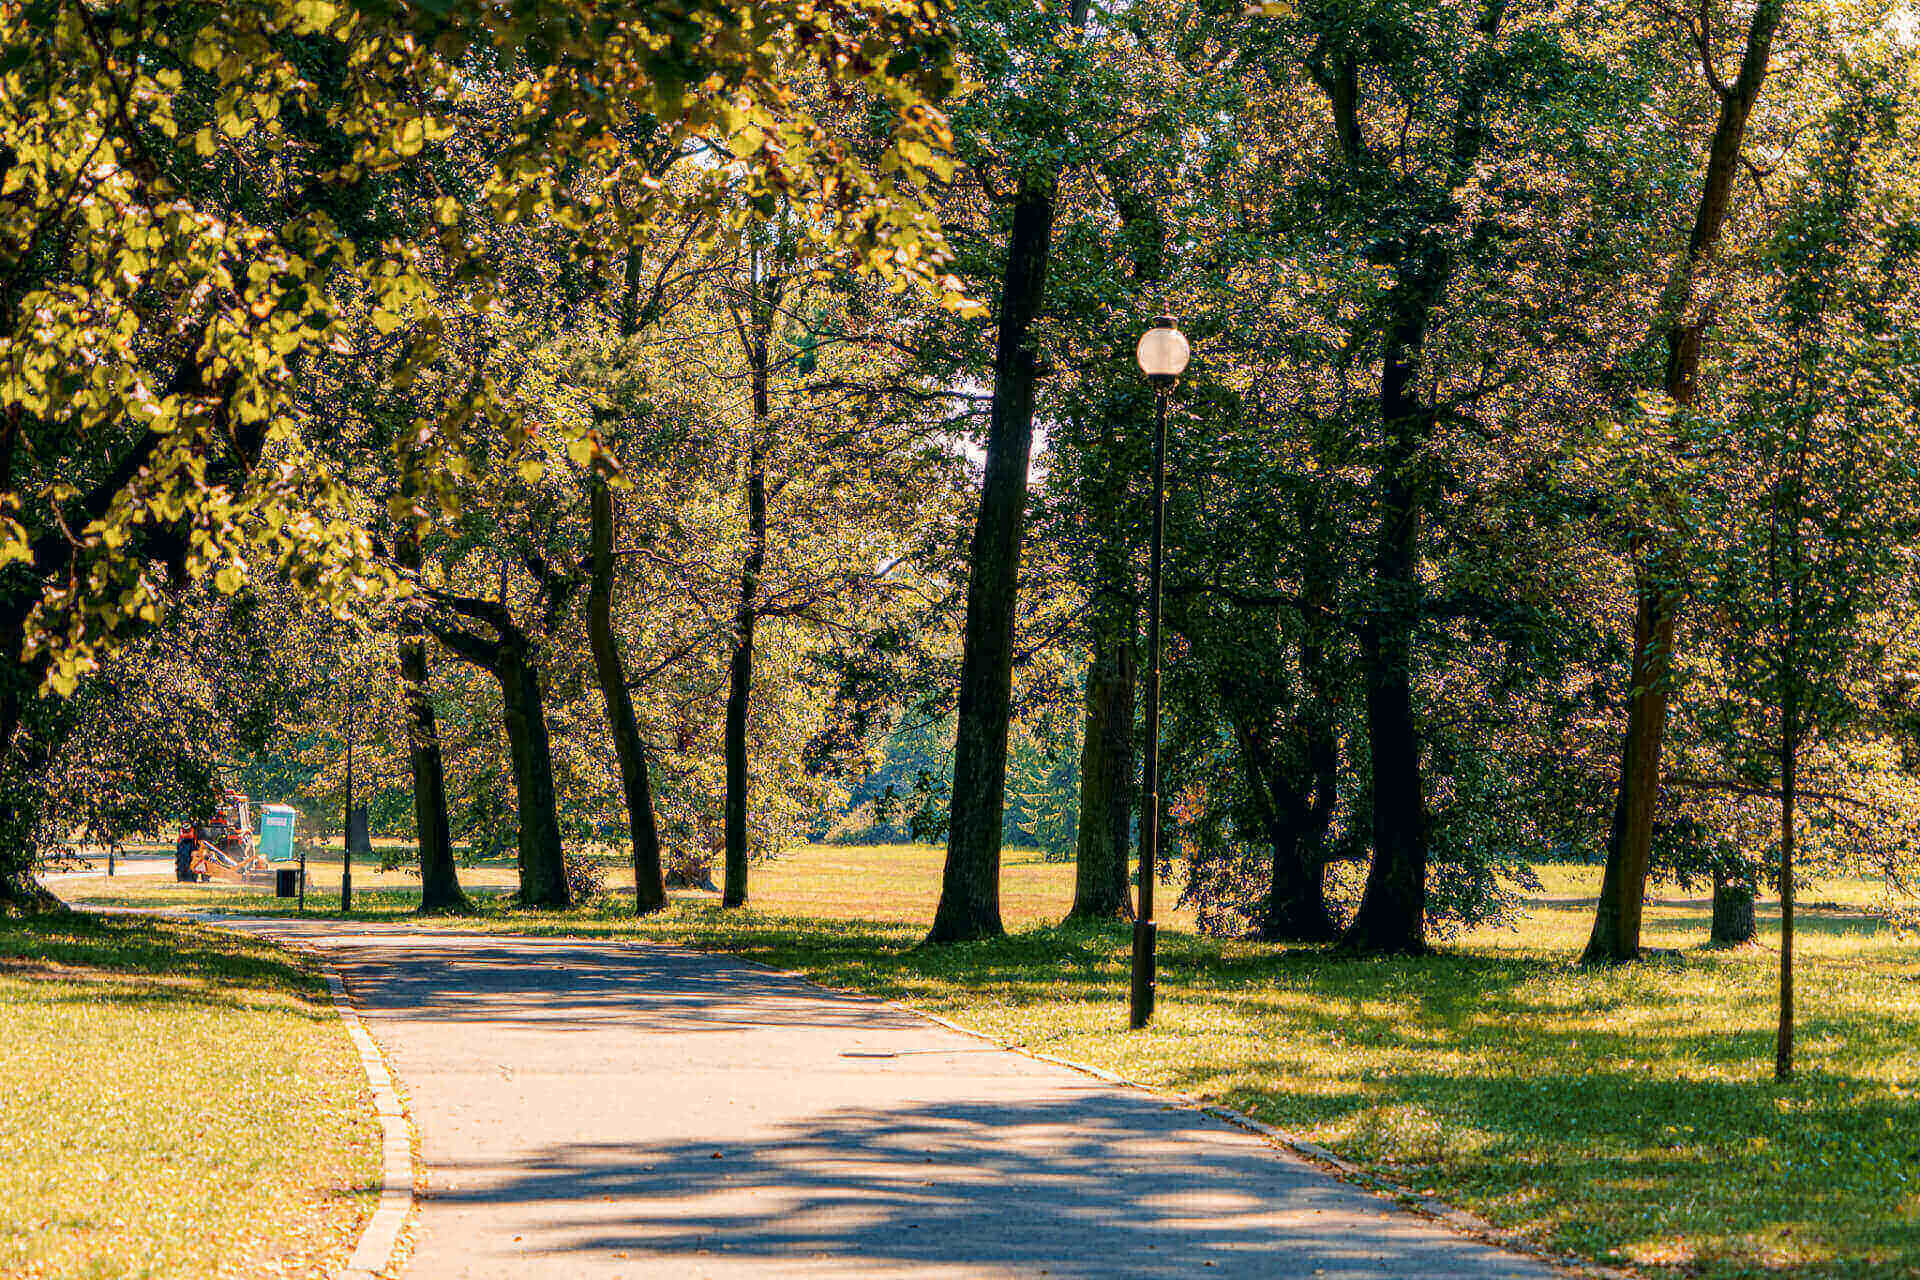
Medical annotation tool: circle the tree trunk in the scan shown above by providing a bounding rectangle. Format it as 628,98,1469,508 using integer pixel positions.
1585,577,1679,961
1334,0,1506,957
723,303,770,910
589,474,667,914
1260,818,1336,943
1584,0,1786,965
0,685,62,913
1775,437,1803,1081
1066,157,1163,925
498,641,570,909
1261,735,1339,945
930,185,1058,944
1229,704,1339,943
1341,287,1435,957
396,525,468,915
1069,604,1135,921
1265,518,1341,943
1344,621,1427,951
1708,864,1757,947
1776,700,1796,1080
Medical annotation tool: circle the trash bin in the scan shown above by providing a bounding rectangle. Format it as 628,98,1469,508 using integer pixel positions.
275,868,299,898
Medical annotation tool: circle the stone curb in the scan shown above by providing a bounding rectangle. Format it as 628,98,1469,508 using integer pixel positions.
314,959,416,1280
69,906,418,1279
724,952,1640,1280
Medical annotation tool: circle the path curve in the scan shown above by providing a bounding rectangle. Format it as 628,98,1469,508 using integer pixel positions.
221,919,1568,1280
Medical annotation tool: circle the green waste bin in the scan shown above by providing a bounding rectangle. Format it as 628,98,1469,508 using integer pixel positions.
275,867,299,897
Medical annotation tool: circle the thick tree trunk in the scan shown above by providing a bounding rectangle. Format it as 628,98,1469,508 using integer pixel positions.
1347,617,1428,953
1585,0,1786,965
1069,605,1135,921
930,186,1058,944
722,324,770,910
396,526,468,915
1229,704,1338,943
1709,864,1757,947
589,474,667,914
1266,526,1341,943
1067,159,1160,926
0,685,62,913
1260,818,1336,943
1263,742,1340,944
1342,293,1436,956
497,642,570,909
1586,578,1679,960
1334,0,1506,957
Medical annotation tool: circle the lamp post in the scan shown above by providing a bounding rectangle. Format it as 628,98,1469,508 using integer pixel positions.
1131,314,1189,1030
341,667,354,914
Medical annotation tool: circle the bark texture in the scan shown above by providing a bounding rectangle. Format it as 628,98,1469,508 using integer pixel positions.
589,473,667,914
431,604,571,909
1339,0,1507,955
499,642,570,908
1235,708,1339,944
722,276,773,910
396,524,468,915
1069,623,1135,920
1584,0,1786,965
930,184,1058,943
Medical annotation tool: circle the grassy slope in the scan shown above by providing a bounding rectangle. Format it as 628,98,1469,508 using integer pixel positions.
65,845,1920,1278
0,913,381,1280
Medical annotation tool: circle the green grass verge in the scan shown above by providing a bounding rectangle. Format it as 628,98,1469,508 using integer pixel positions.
0,912,382,1280
63,845,1920,1278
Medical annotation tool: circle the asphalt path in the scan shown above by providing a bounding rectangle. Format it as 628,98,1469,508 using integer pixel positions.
218,919,1566,1280
39,854,177,882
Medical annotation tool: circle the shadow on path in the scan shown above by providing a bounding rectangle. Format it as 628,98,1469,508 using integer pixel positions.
220,921,1562,1279
416,1097,1544,1279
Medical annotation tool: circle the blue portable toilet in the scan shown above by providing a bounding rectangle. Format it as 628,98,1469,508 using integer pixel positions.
258,804,299,863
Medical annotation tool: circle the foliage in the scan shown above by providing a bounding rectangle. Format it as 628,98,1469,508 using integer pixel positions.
563,845,608,901
0,0,968,903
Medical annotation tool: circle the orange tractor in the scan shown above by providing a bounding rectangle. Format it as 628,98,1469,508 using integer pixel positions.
175,792,274,884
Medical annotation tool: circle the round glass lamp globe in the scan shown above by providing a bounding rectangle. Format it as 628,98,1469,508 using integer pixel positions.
1135,321,1190,380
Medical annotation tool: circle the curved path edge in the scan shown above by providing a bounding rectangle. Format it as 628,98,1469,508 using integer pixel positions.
312,950,416,1280
68,905,418,1278
731,955,1637,1280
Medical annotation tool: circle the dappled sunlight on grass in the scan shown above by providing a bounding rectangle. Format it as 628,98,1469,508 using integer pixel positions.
0,913,380,1280
60,843,1920,1278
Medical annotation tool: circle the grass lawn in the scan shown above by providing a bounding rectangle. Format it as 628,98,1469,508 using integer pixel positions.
0,912,382,1280
62,844,1920,1278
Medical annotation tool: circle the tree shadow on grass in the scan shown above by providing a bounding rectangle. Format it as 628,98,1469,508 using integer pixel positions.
1222,1059,1920,1276
205,907,1919,1276
0,912,327,1004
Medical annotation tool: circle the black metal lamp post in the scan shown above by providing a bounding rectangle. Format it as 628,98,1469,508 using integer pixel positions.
1131,314,1189,1030
341,667,354,914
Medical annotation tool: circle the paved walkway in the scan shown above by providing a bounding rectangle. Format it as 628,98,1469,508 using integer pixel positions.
40,854,176,882
227,920,1563,1279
